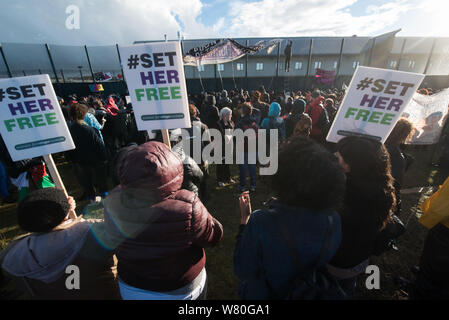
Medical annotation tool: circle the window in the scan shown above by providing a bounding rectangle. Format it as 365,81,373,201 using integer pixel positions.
256,63,264,71
353,61,360,69
197,64,204,72
217,64,224,71
333,61,338,69
236,63,244,71
294,61,303,70
389,60,397,68
314,61,322,69
408,60,416,69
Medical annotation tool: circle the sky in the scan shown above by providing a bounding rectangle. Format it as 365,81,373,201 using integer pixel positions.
0,0,448,46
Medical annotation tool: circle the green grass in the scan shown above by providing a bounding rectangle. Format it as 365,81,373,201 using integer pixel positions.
1,145,448,299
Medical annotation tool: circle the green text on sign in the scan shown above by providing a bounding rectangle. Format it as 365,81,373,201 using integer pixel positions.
135,86,182,101
4,112,59,132
344,107,395,125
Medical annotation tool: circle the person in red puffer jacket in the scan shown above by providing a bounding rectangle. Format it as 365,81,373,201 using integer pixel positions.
104,97,119,116
306,90,330,143
102,141,223,300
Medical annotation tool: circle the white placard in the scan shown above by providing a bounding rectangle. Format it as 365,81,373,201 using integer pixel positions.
0,74,75,161
327,66,425,143
119,42,191,131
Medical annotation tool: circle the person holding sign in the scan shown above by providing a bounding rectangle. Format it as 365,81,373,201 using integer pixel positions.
102,141,223,300
327,137,398,297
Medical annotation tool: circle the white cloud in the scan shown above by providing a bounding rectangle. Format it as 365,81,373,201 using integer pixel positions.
0,0,446,46
222,0,413,37
0,0,222,45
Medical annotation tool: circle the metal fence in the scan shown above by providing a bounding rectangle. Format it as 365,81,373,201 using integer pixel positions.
0,43,123,83
1,37,448,85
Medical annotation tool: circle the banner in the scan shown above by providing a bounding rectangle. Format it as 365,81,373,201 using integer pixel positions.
0,74,75,161
315,68,335,85
94,72,114,82
326,66,424,144
119,42,191,131
402,88,449,145
183,38,282,66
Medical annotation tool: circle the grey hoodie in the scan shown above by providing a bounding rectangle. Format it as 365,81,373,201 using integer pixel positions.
1,221,90,283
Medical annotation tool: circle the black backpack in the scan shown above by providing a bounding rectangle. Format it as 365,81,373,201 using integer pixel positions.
266,212,347,300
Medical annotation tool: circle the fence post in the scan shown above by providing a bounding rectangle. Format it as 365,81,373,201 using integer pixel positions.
306,38,314,88
45,43,59,83
396,38,407,70
84,45,95,82
335,38,344,87
116,44,125,81
0,44,13,77
245,40,249,89
423,38,437,75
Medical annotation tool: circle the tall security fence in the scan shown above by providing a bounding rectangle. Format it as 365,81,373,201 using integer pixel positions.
1,37,448,95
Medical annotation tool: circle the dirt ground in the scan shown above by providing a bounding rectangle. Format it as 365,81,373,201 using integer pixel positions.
1,143,448,300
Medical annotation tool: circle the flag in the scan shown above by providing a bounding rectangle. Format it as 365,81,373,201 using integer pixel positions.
89,84,104,92
102,72,113,81
183,38,283,66
93,72,114,82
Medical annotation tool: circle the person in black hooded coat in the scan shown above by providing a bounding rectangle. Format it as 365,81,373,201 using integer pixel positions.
285,99,306,138
201,95,220,130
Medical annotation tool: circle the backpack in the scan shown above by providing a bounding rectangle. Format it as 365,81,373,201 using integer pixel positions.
266,212,346,300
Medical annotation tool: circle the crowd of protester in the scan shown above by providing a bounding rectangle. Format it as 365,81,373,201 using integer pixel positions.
0,84,448,300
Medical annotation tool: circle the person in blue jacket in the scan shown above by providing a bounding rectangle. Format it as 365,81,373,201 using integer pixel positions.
261,102,286,153
234,137,346,299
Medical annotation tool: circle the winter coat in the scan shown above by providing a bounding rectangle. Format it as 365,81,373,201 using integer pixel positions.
261,103,286,145
234,201,341,300
66,122,107,165
172,142,204,196
285,99,306,138
0,219,119,300
235,115,259,153
306,97,329,138
103,141,223,292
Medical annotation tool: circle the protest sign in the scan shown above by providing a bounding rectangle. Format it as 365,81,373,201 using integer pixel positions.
0,74,75,196
119,42,191,140
0,75,75,161
402,88,449,145
326,66,424,143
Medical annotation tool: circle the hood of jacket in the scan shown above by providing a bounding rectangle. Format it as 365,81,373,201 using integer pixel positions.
268,102,282,117
118,141,184,201
292,99,306,115
105,98,119,116
1,221,90,283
